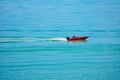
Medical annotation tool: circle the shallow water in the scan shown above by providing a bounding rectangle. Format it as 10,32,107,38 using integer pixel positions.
0,0,120,80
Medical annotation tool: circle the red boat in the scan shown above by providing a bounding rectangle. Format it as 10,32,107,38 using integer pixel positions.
66,36,89,41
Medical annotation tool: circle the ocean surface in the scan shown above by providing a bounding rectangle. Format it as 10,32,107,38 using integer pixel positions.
0,0,120,80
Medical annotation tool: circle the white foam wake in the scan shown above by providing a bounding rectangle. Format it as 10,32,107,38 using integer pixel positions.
48,37,67,41
0,37,67,43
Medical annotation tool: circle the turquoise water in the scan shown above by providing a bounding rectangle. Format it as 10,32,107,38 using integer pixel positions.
0,0,120,80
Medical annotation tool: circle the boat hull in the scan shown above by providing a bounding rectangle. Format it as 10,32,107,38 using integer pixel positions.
67,36,89,41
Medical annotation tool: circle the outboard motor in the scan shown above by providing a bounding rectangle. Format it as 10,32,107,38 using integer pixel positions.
66,37,69,40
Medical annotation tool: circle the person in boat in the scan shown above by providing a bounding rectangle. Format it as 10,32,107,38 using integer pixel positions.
66,36,76,40
72,35,76,38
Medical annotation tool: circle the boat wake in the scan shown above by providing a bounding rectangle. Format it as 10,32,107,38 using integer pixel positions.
0,37,67,43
